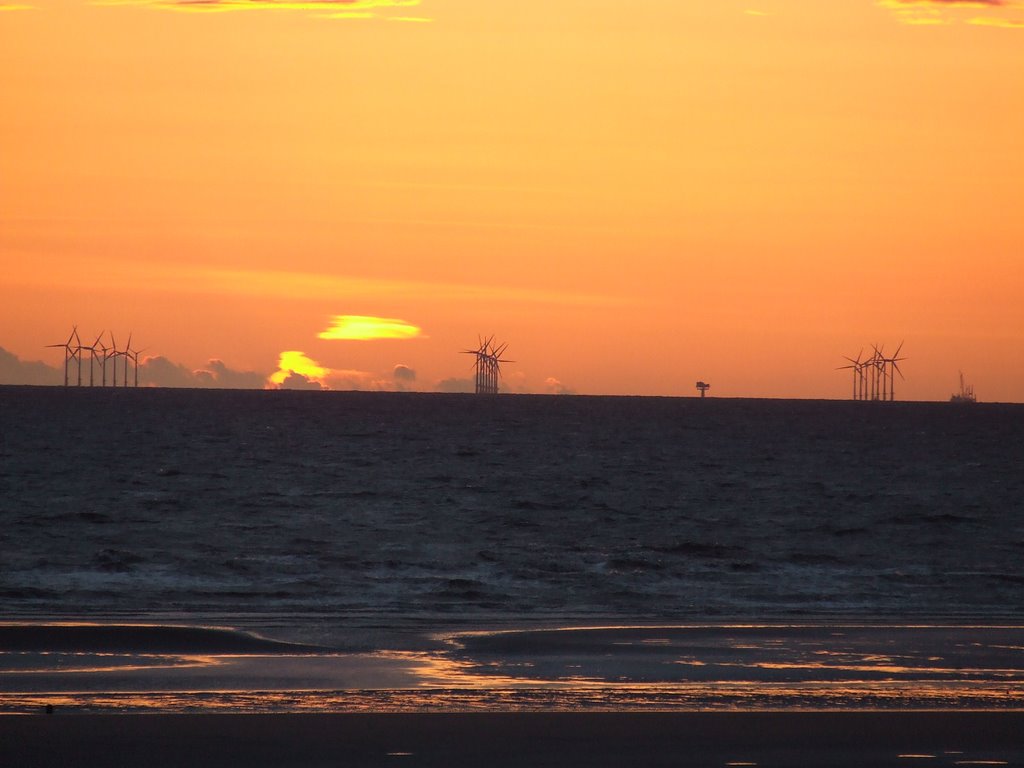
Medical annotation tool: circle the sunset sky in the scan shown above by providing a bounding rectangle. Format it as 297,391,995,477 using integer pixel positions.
2,0,1022,399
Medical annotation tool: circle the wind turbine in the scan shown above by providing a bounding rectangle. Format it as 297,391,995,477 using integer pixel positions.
867,344,890,400
46,326,80,387
461,336,488,393
461,335,512,394
94,332,112,386
108,332,121,387
868,344,883,400
488,340,513,394
837,349,864,400
123,332,135,388
80,331,106,387
130,346,146,387
882,341,906,401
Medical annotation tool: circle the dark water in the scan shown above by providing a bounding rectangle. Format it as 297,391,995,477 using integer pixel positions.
3,387,1023,644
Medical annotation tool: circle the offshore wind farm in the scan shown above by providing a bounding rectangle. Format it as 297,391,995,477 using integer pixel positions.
46,328,143,388
17,327,1001,407
3,0,1022,764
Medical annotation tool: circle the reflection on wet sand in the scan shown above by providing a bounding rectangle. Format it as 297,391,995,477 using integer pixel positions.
1,624,1023,714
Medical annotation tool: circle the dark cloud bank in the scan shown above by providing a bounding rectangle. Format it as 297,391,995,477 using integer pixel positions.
1,348,444,393
0,347,264,390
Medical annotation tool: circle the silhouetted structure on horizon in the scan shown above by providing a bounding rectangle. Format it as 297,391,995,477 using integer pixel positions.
47,328,142,387
46,327,82,387
461,336,512,395
951,371,976,403
696,381,710,398
838,342,905,401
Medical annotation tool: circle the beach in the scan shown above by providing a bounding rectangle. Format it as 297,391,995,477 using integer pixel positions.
3,388,1023,761
3,711,1024,767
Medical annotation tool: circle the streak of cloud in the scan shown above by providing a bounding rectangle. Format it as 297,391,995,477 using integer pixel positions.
969,13,1024,24
882,0,1007,6
318,315,422,341
878,0,1024,26
96,0,423,20
15,260,627,311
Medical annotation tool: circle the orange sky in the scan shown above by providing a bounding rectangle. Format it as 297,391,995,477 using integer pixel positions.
2,0,1022,399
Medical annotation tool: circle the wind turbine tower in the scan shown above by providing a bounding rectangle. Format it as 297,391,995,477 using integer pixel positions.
839,343,905,401
123,333,135,388
878,341,906,402
46,328,142,387
461,336,512,395
46,327,82,386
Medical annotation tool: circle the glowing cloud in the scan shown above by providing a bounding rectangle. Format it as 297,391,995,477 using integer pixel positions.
544,377,575,395
317,315,422,341
268,350,328,387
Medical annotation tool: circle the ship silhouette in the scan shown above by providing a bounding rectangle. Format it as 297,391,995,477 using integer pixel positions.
950,371,976,403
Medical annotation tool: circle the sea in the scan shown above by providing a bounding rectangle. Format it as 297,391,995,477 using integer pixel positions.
2,386,1023,714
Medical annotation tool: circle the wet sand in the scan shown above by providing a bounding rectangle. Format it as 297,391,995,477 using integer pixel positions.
2,711,1023,767
4,622,1024,714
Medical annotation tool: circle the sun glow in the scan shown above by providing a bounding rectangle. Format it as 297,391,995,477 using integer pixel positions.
268,350,328,387
317,315,422,341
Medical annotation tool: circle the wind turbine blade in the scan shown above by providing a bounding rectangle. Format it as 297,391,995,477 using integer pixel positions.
894,340,904,359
